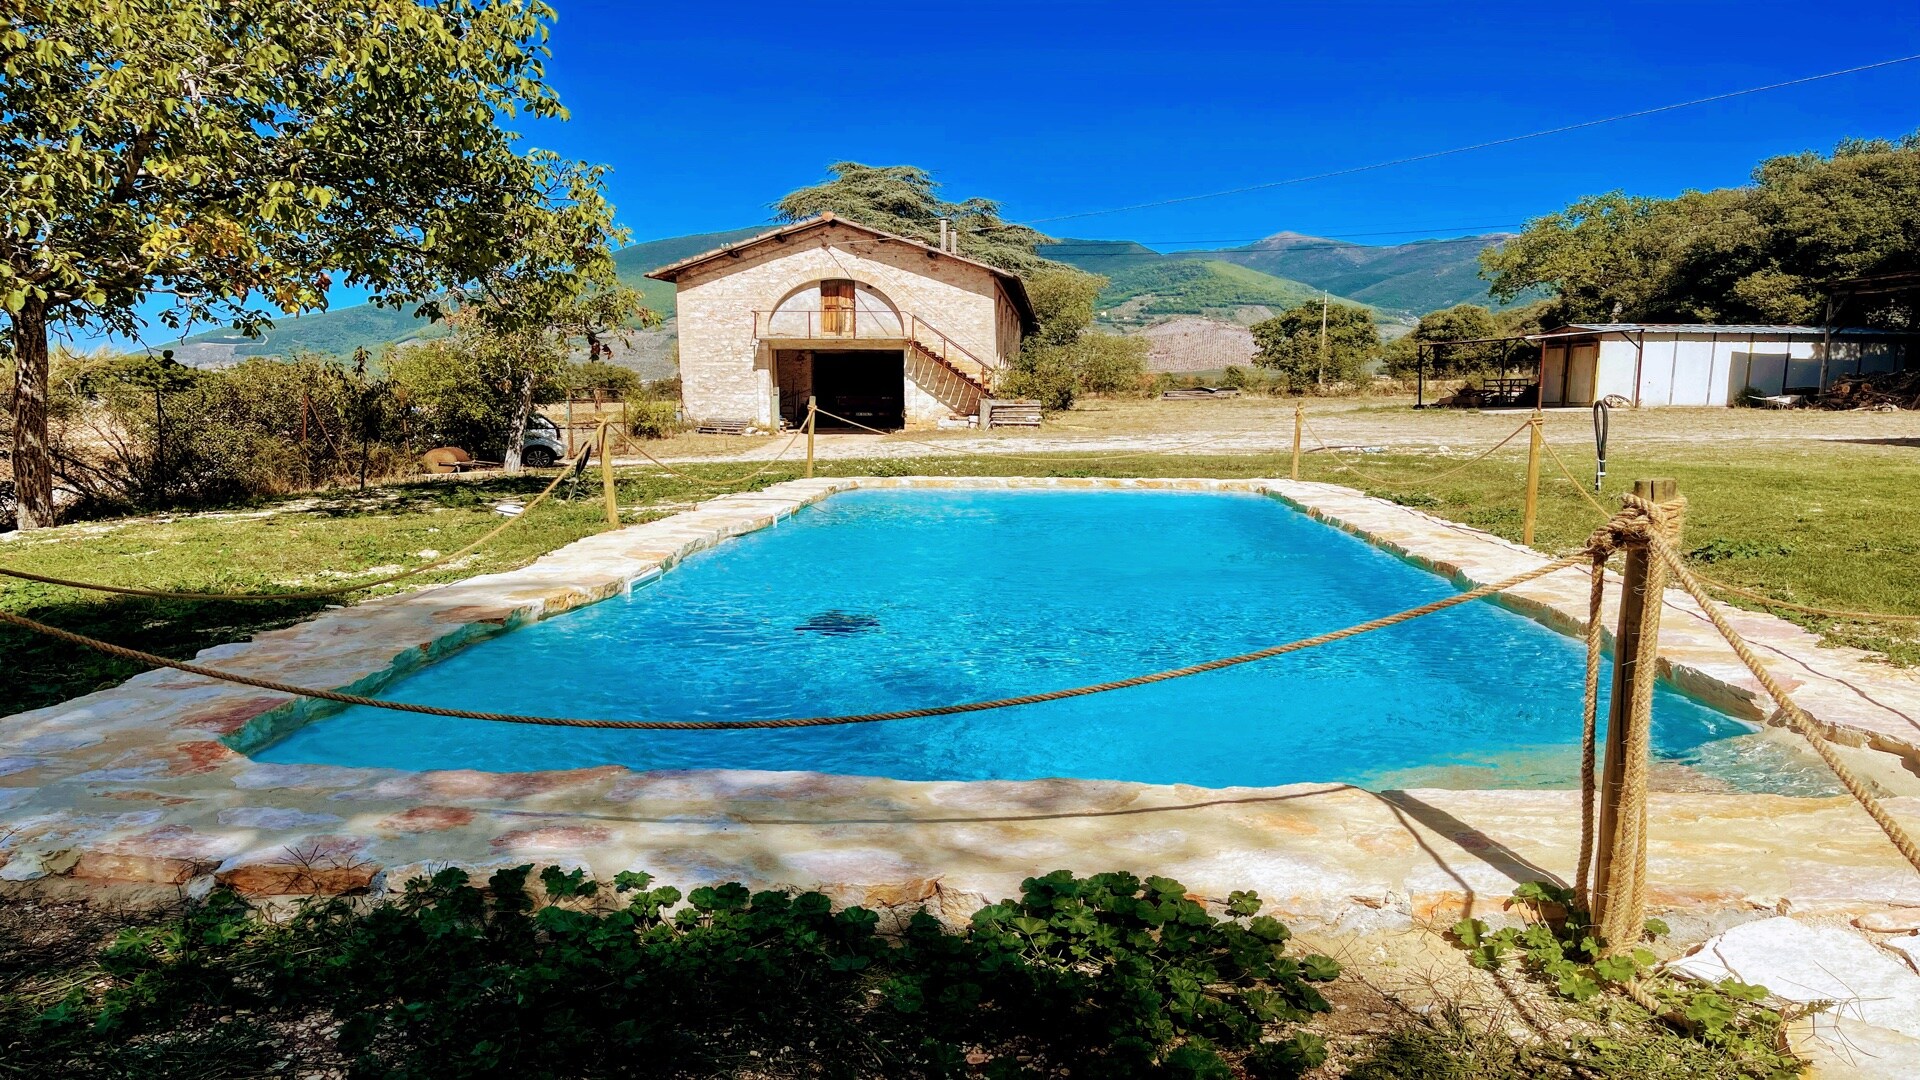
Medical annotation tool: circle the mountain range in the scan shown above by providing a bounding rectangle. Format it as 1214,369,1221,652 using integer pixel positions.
167,227,1509,368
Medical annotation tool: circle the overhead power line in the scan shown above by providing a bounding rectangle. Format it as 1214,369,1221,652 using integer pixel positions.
1011,52,1920,227
1034,224,1524,249
1034,234,1520,260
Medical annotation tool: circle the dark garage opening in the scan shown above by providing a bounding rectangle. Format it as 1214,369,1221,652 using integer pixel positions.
812,350,905,431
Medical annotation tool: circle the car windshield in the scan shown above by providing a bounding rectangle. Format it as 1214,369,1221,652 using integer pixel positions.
526,416,560,438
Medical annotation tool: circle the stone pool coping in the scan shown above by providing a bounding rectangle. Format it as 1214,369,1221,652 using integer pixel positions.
3,476,1918,927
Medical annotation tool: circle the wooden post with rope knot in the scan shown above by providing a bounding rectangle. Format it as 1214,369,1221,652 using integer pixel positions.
1291,402,1303,481
1591,477,1683,952
806,396,817,479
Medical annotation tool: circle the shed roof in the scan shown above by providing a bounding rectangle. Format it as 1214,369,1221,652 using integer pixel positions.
645,213,1038,332
1554,323,1912,337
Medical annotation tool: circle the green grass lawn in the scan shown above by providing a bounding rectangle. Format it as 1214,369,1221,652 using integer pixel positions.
3,440,1916,713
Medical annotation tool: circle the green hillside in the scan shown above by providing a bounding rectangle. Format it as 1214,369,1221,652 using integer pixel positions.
1094,259,1324,319
167,222,1494,363
610,224,766,316
1045,231,1512,316
175,225,767,361
1036,238,1164,273
1214,232,1510,314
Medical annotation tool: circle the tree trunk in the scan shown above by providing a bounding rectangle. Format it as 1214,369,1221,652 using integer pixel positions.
502,371,534,474
9,297,54,530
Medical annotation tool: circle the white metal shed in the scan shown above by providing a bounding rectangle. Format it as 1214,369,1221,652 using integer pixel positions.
1536,324,1912,407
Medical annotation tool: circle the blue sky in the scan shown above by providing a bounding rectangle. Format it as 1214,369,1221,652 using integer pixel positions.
101,0,1920,349
540,0,1920,245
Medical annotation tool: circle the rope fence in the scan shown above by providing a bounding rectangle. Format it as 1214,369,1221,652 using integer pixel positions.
3,401,1918,970
10,403,1914,633
0,552,1589,730
0,427,605,603
1299,413,1535,490
5,488,1915,903
619,424,810,489
809,406,1238,463
1539,430,1920,625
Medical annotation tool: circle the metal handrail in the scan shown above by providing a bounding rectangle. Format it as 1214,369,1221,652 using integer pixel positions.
749,308,1001,390
907,315,997,382
752,308,905,340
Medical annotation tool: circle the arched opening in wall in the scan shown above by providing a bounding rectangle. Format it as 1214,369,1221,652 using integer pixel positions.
766,280,904,339
769,280,908,430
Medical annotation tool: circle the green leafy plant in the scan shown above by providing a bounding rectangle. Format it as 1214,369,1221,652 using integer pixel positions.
10,867,1339,1079
1450,883,1800,1069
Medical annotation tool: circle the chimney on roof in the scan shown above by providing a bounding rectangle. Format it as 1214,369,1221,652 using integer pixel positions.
939,218,950,253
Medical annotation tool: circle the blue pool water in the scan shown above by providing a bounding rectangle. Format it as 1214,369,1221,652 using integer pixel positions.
258,490,1831,792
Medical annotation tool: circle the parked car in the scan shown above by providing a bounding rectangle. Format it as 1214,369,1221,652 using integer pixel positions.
519,414,568,468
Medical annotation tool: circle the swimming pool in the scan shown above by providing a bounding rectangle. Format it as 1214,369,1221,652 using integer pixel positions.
256,489,1832,792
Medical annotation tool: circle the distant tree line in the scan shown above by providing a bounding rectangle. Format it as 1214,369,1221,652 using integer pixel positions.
1481,133,1920,329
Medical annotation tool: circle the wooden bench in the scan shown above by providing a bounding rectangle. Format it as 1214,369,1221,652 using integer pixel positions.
695,418,757,435
982,398,1042,428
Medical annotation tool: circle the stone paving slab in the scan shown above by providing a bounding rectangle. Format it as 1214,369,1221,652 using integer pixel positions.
3,476,1919,932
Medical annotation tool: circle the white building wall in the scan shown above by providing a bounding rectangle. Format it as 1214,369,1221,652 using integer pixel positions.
1569,331,1908,407
1589,338,1635,403
670,222,1015,427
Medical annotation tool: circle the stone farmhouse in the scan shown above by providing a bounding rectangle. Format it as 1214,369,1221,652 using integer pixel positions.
646,213,1037,430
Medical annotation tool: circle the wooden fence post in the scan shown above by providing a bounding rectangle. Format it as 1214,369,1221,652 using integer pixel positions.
806,395,817,479
1291,402,1303,482
1522,411,1544,547
599,424,620,528
1591,477,1682,951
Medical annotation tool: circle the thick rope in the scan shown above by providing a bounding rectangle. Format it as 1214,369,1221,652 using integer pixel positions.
1300,414,1533,490
811,406,1233,464
1539,432,1616,521
622,424,808,488
1575,550,1607,909
1543,434,1918,625
0,429,604,602
1621,526,1669,937
1585,492,1686,951
1647,530,1920,877
0,551,1589,730
1685,573,1920,624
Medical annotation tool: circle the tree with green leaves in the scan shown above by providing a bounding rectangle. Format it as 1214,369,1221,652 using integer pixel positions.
1384,302,1549,377
434,157,649,471
1482,134,1920,329
776,163,1136,411
999,265,1147,409
1251,300,1380,390
1,0,576,528
772,163,1058,274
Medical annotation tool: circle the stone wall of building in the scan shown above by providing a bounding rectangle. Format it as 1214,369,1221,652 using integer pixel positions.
671,223,1020,427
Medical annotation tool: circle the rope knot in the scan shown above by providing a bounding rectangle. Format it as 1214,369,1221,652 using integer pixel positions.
1585,492,1687,559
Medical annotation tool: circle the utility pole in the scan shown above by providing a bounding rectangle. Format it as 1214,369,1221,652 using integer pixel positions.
352,347,372,493
1317,291,1329,387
